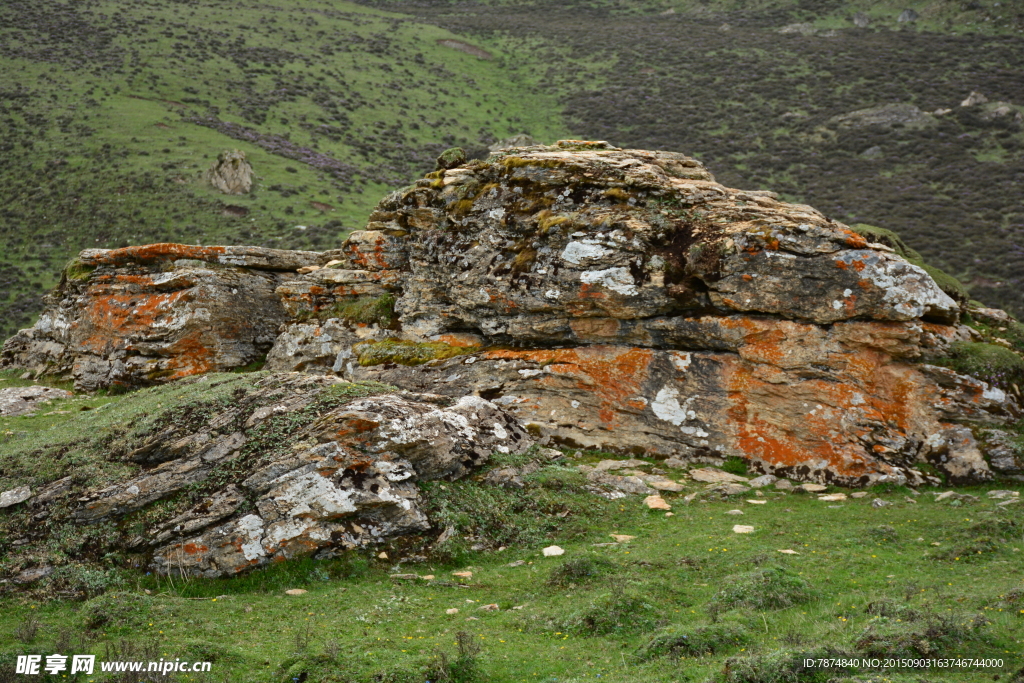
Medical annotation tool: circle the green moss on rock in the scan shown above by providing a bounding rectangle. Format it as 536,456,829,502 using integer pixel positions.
435,147,467,170
352,339,477,366
932,341,1024,391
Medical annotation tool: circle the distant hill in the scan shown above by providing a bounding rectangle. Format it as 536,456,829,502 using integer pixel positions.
1,0,1022,338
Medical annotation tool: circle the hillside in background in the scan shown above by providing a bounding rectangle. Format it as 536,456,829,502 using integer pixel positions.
1,0,1023,338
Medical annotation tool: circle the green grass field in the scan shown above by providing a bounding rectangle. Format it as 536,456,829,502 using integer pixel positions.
0,463,1020,682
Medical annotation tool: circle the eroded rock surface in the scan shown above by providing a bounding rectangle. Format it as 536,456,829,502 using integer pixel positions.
3,374,530,578
1,244,320,391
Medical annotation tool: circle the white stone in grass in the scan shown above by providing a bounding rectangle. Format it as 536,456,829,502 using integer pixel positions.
542,545,565,557
777,549,799,555
746,500,767,505
732,525,755,534
818,493,847,502
726,509,743,515
284,589,307,596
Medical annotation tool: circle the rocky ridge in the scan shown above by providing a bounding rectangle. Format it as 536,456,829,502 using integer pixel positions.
2,142,1023,582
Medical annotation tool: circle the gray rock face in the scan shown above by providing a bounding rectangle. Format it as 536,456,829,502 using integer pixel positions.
0,386,72,417
205,149,254,195
8,374,530,578
1,244,320,391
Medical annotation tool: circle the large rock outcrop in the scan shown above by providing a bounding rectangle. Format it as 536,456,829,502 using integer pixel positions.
268,140,1018,486
0,374,530,579
1,244,321,391
3,141,1021,486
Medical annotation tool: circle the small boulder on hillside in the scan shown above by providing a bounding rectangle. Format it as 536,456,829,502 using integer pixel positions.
0,386,72,416
205,149,254,195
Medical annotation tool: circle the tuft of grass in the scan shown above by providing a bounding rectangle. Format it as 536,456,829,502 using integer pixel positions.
709,567,813,614
80,592,154,634
854,609,990,657
636,620,749,660
546,556,615,588
555,588,664,636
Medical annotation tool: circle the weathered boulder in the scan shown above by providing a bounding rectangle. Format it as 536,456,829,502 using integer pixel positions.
205,149,254,195
1,244,320,391
0,386,72,417
1,373,530,578
273,140,1017,485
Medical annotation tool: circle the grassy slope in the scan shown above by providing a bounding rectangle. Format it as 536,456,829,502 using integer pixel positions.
0,440,1021,681
0,0,573,338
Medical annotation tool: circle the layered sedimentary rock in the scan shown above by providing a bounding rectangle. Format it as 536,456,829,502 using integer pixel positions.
1,244,321,391
8,374,530,578
271,140,1017,485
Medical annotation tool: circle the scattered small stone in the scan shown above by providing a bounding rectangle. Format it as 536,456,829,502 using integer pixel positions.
512,605,525,610
446,608,459,615
646,478,686,492
610,534,635,543
689,467,748,484
732,525,755,534
389,574,418,580
904,497,918,504
850,492,869,498
465,617,479,621
683,492,700,503
800,483,827,493
998,498,1020,507
644,495,672,510
452,571,473,578
542,545,565,557
665,512,674,517
818,493,847,502
777,549,799,555
746,499,767,505
377,552,389,560
987,490,1019,500
507,560,526,567
479,603,499,611
710,483,750,496
871,498,891,508
421,575,435,580
747,474,778,488
726,509,744,515
284,589,307,596
774,479,793,490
